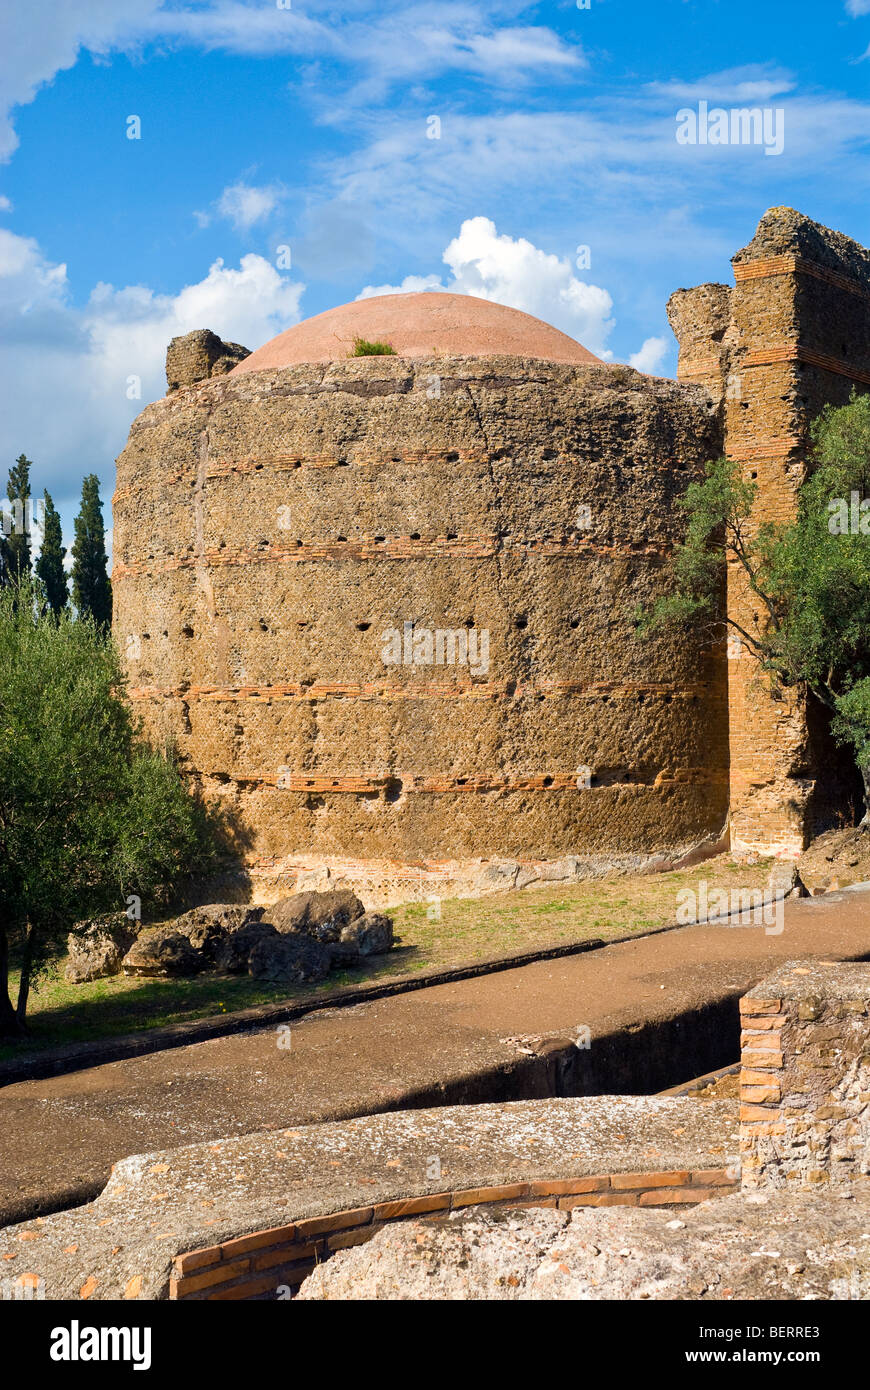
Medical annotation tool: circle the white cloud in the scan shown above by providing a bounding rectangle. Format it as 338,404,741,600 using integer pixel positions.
0,3,584,161
0,195,12,212
328,79,870,279
0,2,163,160
647,64,796,105
153,5,584,83
461,27,583,74
357,216,615,356
213,180,286,231
846,1,870,15
0,227,304,515
357,274,444,298
628,336,669,374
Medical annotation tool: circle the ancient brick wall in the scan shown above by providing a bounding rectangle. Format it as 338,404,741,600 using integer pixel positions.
670,208,870,858
165,329,250,391
740,961,870,1190
113,354,727,876
169,1165,740,1300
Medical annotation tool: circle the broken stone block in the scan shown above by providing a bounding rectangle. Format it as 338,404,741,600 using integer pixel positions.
214,919,279,973
66,912,140,984
328,911,395,963
265,890,365,944
165,329,250,391
247,932,331,984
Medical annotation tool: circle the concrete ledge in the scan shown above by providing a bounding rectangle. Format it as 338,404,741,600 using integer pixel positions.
0,1096,738,1301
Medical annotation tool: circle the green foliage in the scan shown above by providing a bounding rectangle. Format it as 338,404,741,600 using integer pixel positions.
0,580,220,1034
639,393,870,818
34,490,68,617
634,456,757,641
833,679,870,797
349,337,397,356
71,473,112,627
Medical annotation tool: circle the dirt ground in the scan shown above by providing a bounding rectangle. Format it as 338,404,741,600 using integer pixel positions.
1,886,868,1226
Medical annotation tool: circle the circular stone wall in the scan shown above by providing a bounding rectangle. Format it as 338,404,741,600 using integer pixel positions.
112,348,727,886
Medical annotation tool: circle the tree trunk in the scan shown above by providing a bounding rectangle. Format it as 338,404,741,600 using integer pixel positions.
0,924,24,1038
14,923,36,1028
860,757,870,830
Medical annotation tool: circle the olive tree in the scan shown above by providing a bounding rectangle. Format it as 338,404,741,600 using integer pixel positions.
0,580,218,1036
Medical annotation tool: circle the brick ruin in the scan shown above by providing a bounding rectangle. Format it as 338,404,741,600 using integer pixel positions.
740,960,870,1190
669,206,870,857
113,208,867,895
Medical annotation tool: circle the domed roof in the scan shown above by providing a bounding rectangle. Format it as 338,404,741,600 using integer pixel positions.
231,292,602,373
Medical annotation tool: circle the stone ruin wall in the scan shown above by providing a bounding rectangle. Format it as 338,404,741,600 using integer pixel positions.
112,355,728,888
165,328,250,391
740,961,870,1191
114,207,870,889
669,208,870,859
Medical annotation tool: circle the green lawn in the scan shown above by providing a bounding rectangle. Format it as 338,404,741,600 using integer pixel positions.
1,854,773,1061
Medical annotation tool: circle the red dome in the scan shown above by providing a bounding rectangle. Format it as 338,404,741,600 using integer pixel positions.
231,292,602,373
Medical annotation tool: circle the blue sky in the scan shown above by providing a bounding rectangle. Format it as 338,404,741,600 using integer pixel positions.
2,0,870,546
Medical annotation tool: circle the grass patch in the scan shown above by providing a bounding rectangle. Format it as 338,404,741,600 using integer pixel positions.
349,336,396,356
1,854,774,1061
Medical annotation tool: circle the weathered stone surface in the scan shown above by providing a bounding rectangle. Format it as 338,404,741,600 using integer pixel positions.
740,960,870,1191
671,207,869,859
247,932,331,984
113,344,729,890
65,913,140,983
122,929,206,977
183,903,265,934
666,283,733,410
0,1095,739,1299
297,1188,870,1300
266,890,365,942
165,329,249,391
213,920,279,973
171,904,260,965
121,903,263,976
327,911,394,962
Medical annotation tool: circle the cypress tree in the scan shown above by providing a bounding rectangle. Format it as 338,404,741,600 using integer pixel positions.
35,490,68,617
71,474,112,627
5,454,32,581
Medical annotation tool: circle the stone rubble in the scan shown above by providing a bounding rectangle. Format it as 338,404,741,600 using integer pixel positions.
297,1187,870,1301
